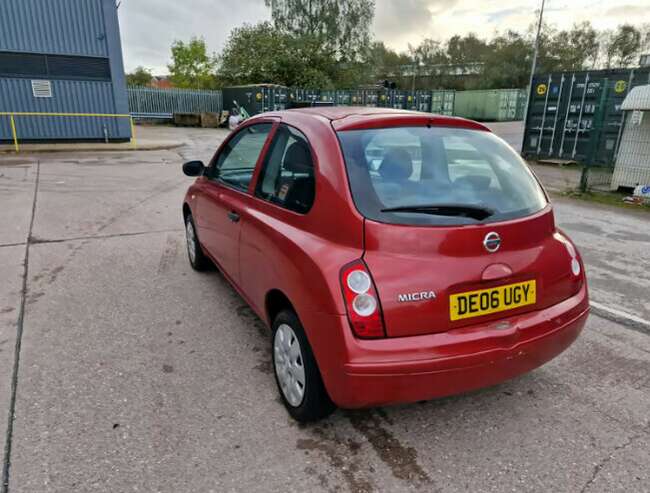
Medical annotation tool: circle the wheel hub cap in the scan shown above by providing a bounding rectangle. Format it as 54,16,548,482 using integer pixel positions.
274,324,305,407
185,220,196,264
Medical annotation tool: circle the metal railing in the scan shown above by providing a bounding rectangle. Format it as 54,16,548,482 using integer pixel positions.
0,112,136,153
128,87,223,119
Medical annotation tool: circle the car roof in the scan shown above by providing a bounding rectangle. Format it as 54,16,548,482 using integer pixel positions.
262,107,491,132
288,106,410,120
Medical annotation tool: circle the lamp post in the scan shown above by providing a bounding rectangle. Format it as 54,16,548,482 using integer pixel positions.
524,0,546,119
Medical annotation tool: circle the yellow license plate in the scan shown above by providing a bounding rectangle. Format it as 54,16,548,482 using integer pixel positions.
450,280,536,321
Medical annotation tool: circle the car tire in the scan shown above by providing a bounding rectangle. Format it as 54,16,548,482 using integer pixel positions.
272,310,336,423
184,213,211,271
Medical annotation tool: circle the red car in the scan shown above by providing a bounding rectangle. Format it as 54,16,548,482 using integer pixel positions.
182,107,589,422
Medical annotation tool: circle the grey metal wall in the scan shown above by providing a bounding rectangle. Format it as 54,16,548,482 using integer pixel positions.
0,0,130,142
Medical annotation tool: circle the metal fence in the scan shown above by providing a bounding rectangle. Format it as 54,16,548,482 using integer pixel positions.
127,87,223,119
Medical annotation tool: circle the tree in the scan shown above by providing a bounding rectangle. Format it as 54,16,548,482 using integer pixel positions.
601,24,643,68
481,30,532,89
217,22,336,88
168,37,218,89
445,34,489,65
126,66,153,87
550,22,600,71
368,41,411,81
265,0,374,61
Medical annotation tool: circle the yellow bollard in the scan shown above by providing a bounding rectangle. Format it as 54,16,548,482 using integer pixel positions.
130,116,137,149
9,114,19,153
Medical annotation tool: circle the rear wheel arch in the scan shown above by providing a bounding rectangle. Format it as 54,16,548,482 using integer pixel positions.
265,289,296,327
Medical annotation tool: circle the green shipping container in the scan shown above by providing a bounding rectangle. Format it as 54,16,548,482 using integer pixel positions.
453,89,526,122
431,90,455,116
222,84,289,117
290,88,321,106
523,67,650,165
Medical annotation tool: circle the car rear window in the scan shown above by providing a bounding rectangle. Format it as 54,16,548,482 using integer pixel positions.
337,126,548,226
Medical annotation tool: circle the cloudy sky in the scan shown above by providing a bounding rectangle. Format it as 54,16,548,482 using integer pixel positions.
117,0,649,74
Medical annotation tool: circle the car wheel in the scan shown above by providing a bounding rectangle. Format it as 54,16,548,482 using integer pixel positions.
184,213,211,271
272,310,336,422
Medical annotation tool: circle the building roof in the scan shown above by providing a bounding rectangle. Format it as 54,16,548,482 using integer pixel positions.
621,85,650,111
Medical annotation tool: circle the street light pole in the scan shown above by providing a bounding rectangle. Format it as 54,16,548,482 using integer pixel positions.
524,0,546,120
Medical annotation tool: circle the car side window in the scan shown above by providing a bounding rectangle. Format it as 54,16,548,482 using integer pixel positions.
255,124,315,214
212,123,273,192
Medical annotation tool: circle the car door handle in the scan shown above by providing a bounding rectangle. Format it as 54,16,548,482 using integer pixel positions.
227,211,240,223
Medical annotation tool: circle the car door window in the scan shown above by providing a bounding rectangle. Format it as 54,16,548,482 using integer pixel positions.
255,124,315,214
213,123,273,191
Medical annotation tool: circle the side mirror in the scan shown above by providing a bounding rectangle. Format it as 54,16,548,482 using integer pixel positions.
183,160,205,177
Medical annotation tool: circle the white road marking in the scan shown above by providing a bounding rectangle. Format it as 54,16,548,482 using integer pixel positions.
590,301,650,333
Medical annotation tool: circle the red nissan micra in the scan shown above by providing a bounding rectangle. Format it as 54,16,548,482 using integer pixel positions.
182,107,589,422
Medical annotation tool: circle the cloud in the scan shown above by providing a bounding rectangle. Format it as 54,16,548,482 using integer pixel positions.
118,0,269,73
372,0,436,50
117,0,650,73
606,4,650,17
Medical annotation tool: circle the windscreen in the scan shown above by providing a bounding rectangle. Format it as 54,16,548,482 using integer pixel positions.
337,126,548,226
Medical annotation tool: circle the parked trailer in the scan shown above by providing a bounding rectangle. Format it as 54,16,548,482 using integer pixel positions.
522,67,650,165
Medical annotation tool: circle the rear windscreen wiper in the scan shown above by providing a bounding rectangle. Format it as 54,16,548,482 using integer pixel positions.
380,204,495,221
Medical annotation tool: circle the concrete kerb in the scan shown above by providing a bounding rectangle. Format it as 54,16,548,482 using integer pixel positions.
0,141,185,154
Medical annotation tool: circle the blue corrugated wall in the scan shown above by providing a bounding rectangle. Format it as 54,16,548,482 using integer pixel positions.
0,79,123,140
0,0,109,57
0,0,131,142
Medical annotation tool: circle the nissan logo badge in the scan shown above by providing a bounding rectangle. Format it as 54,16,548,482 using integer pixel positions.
483,232,501,253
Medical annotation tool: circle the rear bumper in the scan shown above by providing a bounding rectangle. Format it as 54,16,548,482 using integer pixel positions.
320,283,589,408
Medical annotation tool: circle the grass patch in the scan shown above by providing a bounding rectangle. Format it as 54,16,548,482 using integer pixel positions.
560,189,650,212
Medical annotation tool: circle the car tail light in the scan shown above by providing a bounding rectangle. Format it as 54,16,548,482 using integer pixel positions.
340,260,385,339
554,230,583,278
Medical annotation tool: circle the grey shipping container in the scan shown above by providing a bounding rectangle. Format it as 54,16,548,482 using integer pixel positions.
523,67,650,165
223,84,289,116
0,0,131,142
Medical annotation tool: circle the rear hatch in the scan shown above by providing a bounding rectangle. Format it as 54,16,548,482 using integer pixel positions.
364,208,582,337
337,122,582,337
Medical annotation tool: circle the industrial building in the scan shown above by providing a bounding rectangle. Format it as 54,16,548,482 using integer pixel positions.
0,0,131,144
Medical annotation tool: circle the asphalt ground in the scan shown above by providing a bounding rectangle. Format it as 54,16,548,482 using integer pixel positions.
0,126,649,492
